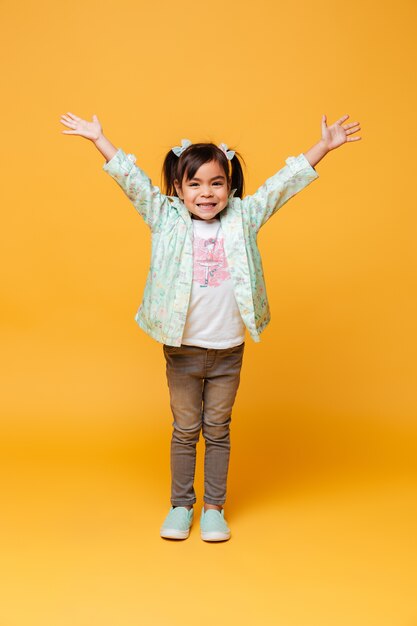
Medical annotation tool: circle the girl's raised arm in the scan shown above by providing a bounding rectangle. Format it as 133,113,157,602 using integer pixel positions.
60,112,117,162
241,113,362,231
60,111,170,231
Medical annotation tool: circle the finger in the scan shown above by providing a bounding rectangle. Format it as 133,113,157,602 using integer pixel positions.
60,118,76,128
61,115,78,128
343,122,360,130
346,127,361,136
336,114,350,125
61,130,78,134
66,112,80,121
346,136,362,142
321,114,327,132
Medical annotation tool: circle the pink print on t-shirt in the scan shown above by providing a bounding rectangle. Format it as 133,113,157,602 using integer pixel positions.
193,235,231,288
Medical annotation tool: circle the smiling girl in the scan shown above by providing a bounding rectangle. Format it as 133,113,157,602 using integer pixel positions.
60,112,361,541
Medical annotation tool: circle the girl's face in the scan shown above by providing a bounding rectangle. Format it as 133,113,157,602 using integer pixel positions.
174,160,231,220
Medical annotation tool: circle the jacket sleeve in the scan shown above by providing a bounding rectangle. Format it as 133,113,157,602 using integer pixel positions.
102,148,169,231
241,153,319,232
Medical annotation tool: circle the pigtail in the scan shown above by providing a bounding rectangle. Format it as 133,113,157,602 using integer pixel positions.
229,151,245,198
162,150,179,196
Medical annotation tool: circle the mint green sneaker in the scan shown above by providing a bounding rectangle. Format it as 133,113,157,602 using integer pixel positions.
200,507,231,542
160,506,194,540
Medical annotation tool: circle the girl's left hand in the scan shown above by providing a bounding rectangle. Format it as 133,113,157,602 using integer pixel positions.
321,114,361,151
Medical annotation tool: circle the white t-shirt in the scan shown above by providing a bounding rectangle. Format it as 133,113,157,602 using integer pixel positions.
181,217,246,349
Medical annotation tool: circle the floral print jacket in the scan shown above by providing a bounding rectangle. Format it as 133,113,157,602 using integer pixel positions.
103,148,319,346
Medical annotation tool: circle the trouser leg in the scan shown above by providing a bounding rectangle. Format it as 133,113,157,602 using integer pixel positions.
163,345,205,507
202,343,245,506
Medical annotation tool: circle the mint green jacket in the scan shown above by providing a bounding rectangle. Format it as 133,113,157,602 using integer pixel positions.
103,148,319,346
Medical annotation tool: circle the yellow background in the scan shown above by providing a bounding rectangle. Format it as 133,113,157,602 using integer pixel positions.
1,0,417,624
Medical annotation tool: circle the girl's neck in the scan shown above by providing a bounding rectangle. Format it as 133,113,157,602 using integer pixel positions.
190,214,219,222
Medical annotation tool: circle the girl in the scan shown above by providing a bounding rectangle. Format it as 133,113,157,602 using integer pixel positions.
60,112,361,541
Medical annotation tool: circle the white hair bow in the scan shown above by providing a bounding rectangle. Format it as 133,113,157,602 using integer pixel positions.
218,143,235,160
171,138,192,157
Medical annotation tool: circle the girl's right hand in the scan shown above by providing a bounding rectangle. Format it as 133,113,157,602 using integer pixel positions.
60,112,102,142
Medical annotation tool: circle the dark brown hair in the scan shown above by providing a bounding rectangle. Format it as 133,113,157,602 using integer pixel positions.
162,142,245,199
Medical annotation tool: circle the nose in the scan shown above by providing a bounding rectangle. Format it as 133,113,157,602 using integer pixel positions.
201,186,213,197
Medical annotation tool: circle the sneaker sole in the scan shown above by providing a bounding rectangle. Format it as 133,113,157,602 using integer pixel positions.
160,527,191,540
201,530,231,542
